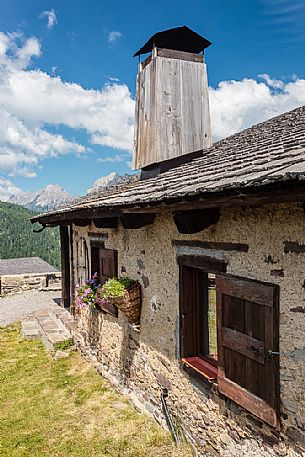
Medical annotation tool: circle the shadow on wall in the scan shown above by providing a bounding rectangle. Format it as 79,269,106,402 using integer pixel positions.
119,321,139,383
83,307,139,386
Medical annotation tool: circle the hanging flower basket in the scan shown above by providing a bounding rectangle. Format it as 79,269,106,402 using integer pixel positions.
98,277,142,325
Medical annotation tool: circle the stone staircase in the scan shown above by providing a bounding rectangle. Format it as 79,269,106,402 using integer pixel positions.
21,304,75,350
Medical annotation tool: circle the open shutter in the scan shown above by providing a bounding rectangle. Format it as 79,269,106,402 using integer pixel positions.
99,249,117,284
99,249,118,317
216,273,279,427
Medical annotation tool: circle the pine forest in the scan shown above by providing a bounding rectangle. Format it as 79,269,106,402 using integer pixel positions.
0,202,61,269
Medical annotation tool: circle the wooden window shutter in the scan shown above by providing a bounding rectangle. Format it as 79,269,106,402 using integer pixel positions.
216,273,279,427
99,249,118,284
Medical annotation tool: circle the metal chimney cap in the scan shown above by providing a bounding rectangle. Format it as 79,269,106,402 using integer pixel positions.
133,25,211,57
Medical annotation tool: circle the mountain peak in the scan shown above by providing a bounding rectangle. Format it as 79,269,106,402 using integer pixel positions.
86,172,136,195
0,173,139,212
6,184,74,212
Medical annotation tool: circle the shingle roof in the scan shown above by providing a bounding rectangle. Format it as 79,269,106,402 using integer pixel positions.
0,257,57,276
33,105,305,223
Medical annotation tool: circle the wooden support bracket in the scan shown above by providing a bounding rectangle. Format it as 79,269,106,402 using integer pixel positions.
93,218,118,229
120,213,155,229
173,208,220,234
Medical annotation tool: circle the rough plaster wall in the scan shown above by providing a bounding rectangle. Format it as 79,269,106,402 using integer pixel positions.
73,204,305,456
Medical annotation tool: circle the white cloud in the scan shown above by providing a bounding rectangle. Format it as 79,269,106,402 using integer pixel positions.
1,30,305,181
258,73,284,89
39,9,57,30
0,176,21,201
0,31,134,177
0,32,40,70
108,31,122,43
209,75,305,141
97,154,124,163
0,109,85,176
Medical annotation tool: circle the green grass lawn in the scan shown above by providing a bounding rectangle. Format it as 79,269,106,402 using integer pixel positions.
0,324,192,457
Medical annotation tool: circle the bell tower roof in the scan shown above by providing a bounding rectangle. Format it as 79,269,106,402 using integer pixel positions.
133,25,212,57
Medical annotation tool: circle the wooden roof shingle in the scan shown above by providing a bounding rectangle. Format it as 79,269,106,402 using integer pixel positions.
32,105,305,224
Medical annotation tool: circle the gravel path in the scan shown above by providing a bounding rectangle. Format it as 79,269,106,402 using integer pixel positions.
0,290,61,326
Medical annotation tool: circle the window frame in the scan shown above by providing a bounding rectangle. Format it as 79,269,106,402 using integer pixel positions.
178,254,226,382
76,237,89,285
178,253,280,427
89,245,118,318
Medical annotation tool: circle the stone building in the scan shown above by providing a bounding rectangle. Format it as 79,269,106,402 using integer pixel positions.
33,27,305,456
0,257,60,295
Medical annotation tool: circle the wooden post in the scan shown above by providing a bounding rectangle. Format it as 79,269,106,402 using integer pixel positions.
60,225,71,308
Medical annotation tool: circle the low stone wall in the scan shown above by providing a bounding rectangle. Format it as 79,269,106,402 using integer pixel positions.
0,272,61,296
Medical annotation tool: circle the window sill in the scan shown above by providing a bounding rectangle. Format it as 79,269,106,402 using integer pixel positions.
95,302,118,318
181,357,218,383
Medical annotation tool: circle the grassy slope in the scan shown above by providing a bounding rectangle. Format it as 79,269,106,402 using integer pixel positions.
0,324,191,457
0,202,60,269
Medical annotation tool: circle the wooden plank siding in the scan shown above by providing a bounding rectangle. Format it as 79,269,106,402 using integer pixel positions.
133,54,211,170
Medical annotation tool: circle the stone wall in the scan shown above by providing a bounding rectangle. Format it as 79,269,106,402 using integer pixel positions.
0,272,61,296
72,203,305,456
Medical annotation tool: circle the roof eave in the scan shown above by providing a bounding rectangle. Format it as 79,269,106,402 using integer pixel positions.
31,179,305,227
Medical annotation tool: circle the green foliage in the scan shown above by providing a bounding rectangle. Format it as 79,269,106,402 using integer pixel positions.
53,338,74,351
118,276,134,289
100,278,126,299
0,202,60,269
100,276,136,300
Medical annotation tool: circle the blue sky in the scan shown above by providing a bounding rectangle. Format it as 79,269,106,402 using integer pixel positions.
1,0,305,196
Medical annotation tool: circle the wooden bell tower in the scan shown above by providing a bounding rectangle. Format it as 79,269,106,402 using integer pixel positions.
132,26,212,173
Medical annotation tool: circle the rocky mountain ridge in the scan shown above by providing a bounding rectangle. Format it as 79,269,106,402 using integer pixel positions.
0,173,136,212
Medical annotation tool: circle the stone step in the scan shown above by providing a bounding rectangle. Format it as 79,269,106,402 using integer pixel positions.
21,319,41,339
22,306,75,350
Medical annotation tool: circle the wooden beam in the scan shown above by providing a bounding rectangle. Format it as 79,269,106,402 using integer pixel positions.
173,208,220,234
120,213,155,229
32,182,305,226
73,219,91,227
33,208,122,225
93,218,118,228
69,225,75,309
177,254,227,273
218,375,278,428
172,240,249,252
140,149,203,180
157,48,204,63
60,226,71,309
